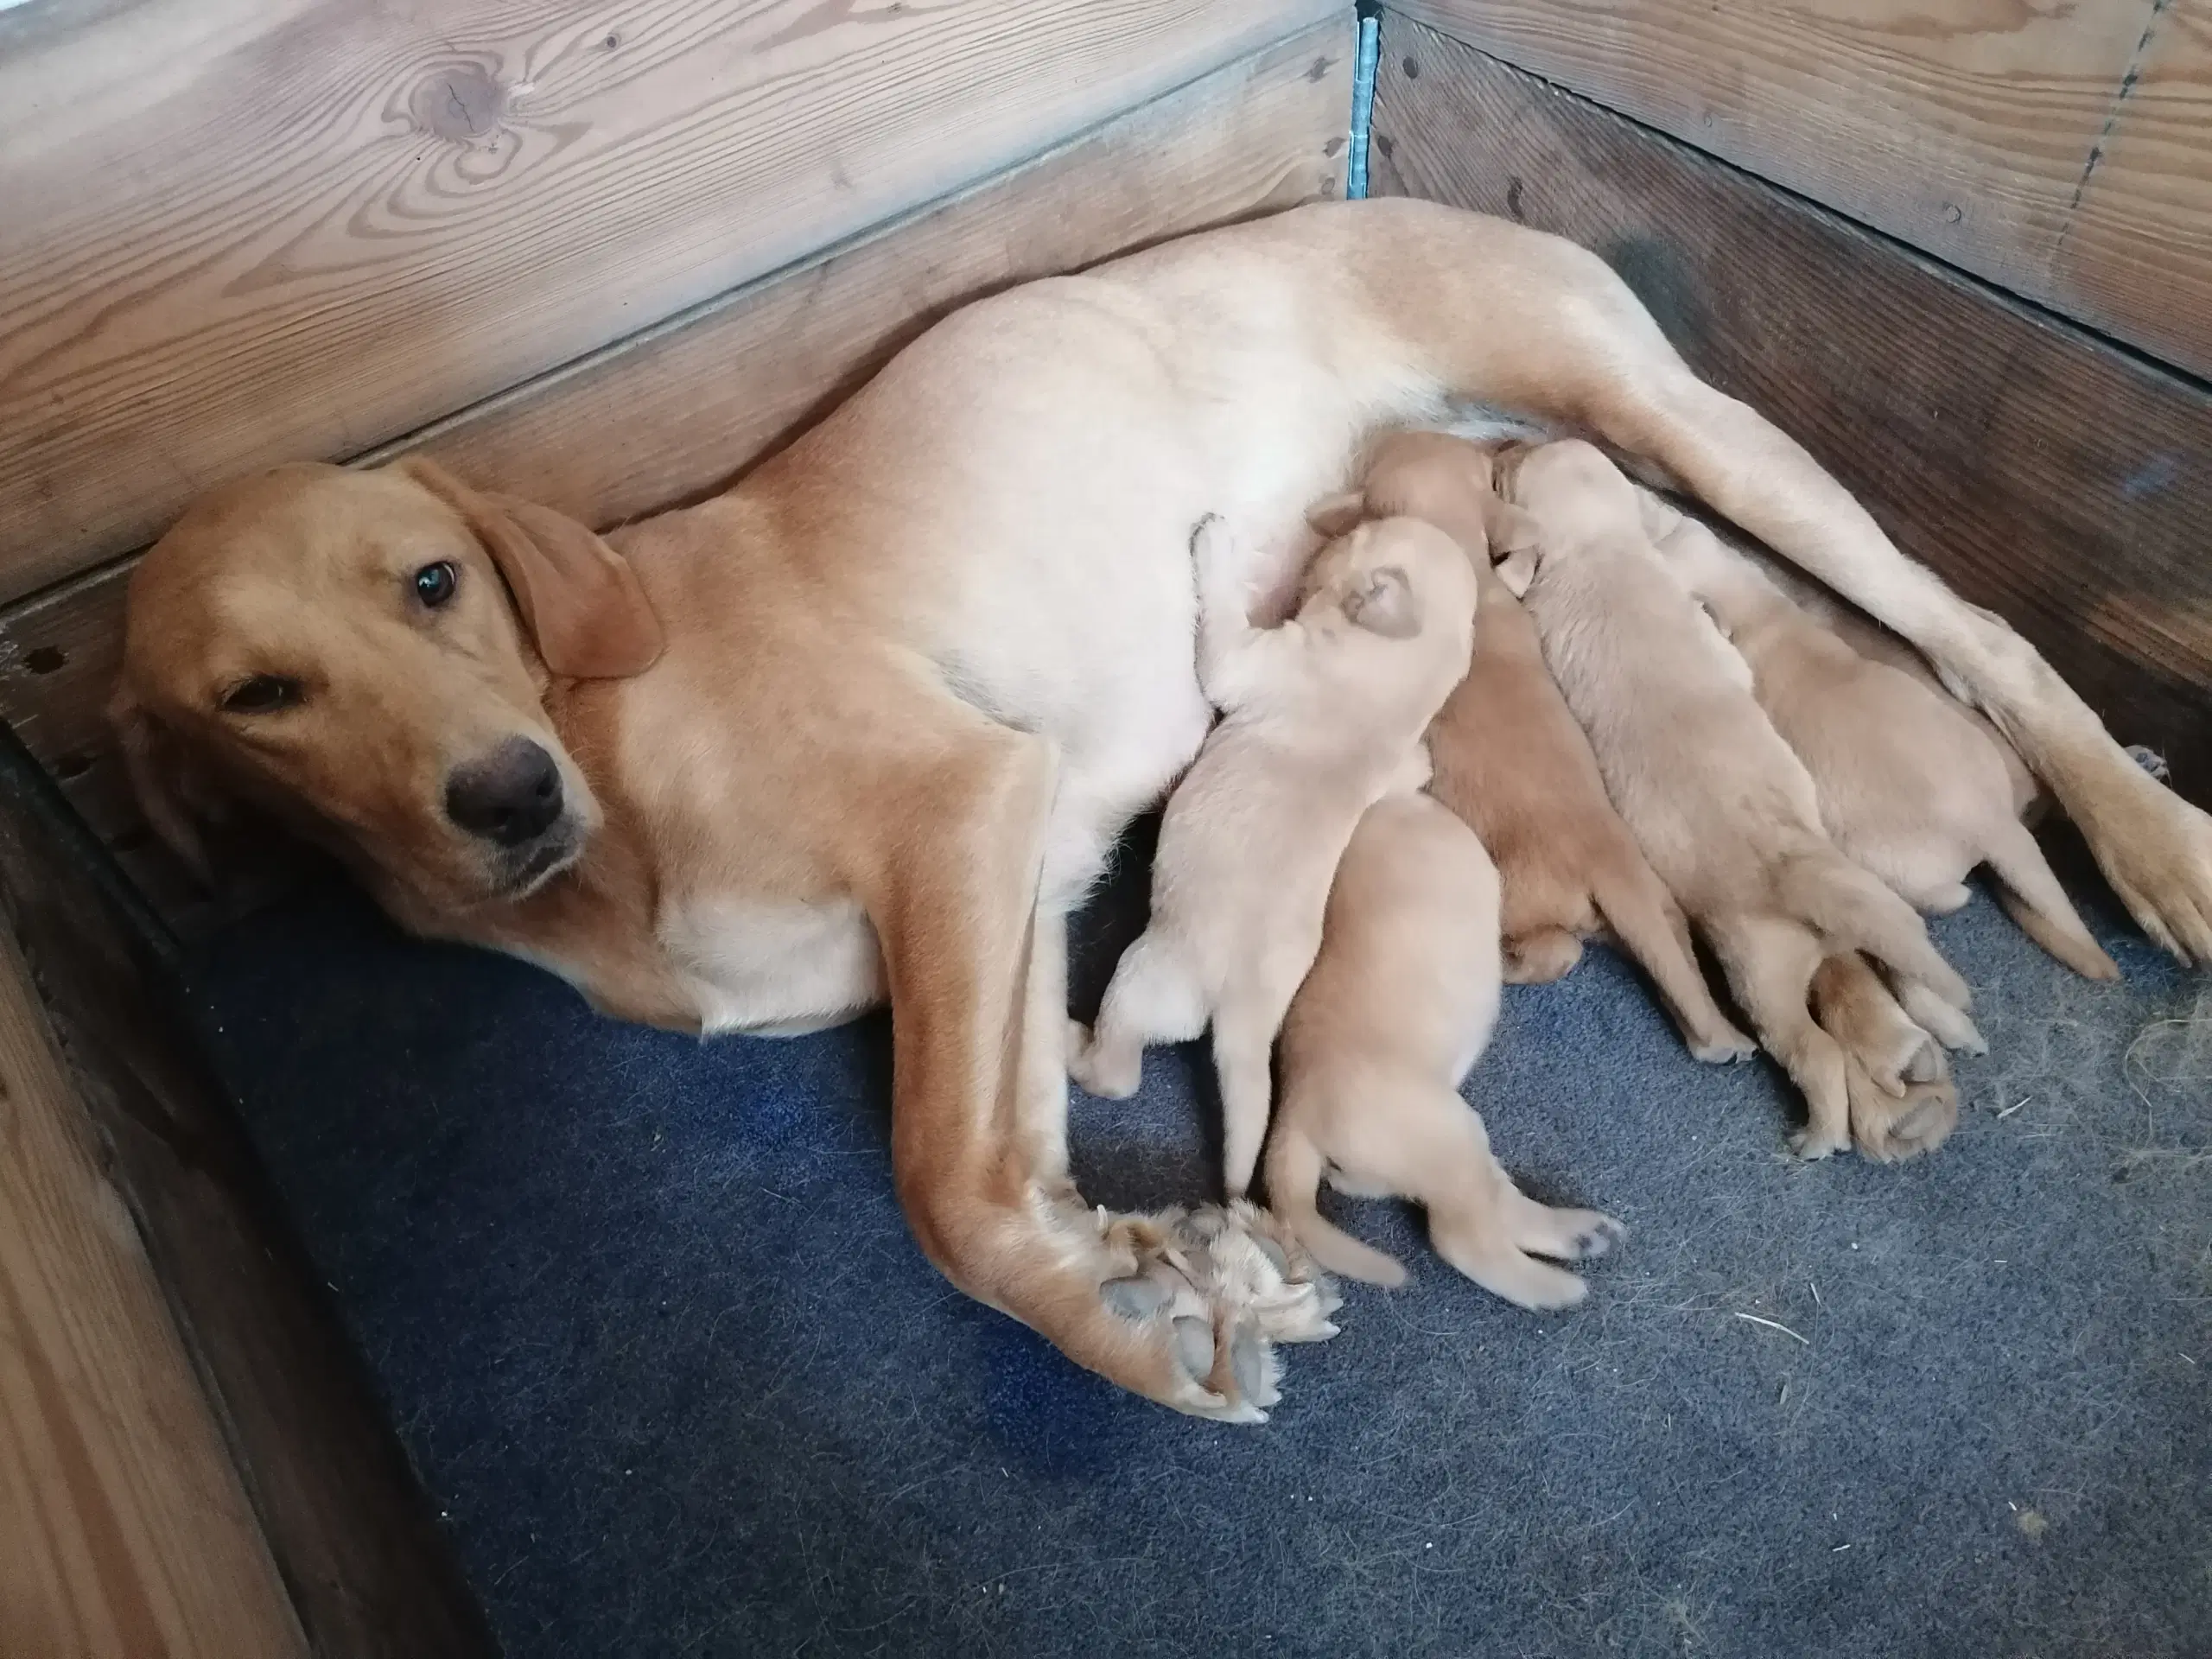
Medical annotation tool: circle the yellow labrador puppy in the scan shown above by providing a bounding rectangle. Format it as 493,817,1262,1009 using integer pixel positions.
1071,515,1478,1201
1268,788,1624,1305
1310,430,1753,1062
1638,496,2116,987
1501,440,1972,1159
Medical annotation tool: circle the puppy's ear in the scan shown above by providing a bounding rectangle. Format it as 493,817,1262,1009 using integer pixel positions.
1341,566,1422,639
107,689,219,887
1493,545,1541,599
392,458,664,679
1304,492,1368,539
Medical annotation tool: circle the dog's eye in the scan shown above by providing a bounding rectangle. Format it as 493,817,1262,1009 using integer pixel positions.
221,675,302,715
413,561,459,608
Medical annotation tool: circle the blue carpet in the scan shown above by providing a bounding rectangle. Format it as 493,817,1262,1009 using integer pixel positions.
188,830,2210,1658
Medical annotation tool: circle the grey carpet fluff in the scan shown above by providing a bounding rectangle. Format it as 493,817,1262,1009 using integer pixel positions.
188,827,2210,1658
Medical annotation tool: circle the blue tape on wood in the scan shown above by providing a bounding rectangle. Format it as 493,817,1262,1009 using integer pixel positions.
1347,13,1379,200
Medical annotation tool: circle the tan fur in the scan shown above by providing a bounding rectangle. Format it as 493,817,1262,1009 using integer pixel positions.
1807,953,1960,1162
1267,789,1624,1304
1502,440,1971,1159
1641,498,2117,983
112,200,2212,1419
1070,517,1478,1200
1325,431,1753,1063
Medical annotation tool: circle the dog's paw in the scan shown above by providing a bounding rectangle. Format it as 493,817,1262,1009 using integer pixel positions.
1065,1023,1141,1100
2075,758,2212,965
1092,1201,1340,1424
1689,1023,1759,1065
1845,1055,1958,1163
1788,1121,1853,1160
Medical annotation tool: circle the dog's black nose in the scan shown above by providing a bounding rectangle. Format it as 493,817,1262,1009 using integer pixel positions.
444,738,563,848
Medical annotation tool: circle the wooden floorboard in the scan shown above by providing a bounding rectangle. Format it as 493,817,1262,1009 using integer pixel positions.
1373,17,2212,804
0,908,304,1659
0,19,1353,931
0,0,1339,605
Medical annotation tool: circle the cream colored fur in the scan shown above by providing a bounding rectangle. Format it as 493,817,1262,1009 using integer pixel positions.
1502,440,1971,1159
114,200,2212,1420
1070,516,1478,1199
1267,789,1624,1304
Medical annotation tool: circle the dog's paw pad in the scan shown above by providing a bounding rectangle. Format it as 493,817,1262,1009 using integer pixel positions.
1101,1273,1173,1321
1788,1125,1851,1160
1567,1212,1627,1260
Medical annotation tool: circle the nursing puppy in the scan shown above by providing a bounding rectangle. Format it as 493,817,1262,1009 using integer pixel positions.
1268,789,1624,1305
1500,440,1972,1159
1071,514,1479,1198
1309,431,1752,1062
1639,496,2113,991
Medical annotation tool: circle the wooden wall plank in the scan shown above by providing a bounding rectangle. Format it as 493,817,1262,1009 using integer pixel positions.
0,733,502,1657
0,0,1339,607
1373,19,2212,804
0,921,304,1659
2056,0,2212,378
0,19,1353,931
1388,0,2212,379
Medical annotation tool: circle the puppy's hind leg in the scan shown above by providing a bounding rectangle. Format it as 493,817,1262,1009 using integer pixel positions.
1891,976,1988,1058
1590,850,1755,1063
1212,992,1292,1201
1503,925,1582,985
1711,915,1853,1159
1811,952,1959,1160
1072,933,1205,1099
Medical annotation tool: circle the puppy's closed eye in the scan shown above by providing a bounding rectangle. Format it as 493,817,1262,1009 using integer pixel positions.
1342,566,1421,639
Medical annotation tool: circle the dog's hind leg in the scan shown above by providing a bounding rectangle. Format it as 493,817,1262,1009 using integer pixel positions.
1503,925,1582,984
1710,915,1853,1158
1810,952,1959,1161
1891,976,1988,1057
1212,992,1288,1201
1591,850,1755,1063
1071,932,1204,1099
1414,1102,1619,1309
1351,199,2212,962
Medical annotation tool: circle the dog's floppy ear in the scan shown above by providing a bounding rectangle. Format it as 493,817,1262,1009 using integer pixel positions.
392,457,664,679
1341,566,1422,639
1304,491,1368,540
107,689,220,887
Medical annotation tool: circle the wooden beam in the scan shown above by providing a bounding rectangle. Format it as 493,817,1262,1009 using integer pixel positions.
1372,18,2212,804
1389,0,2212,380
0,731,501,1656
2056,0,2212,380
0,0,1341,605
0,19,1354,931
0,899,303,1656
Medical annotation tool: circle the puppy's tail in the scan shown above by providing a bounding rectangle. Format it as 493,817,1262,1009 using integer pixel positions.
1265,1128,1407,1288
1777,850,1972,1010
1983,819,2120,980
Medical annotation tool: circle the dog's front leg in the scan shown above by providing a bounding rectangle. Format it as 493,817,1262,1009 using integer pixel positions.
857,696,1337,1421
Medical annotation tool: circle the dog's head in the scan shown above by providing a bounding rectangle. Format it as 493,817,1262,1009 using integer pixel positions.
1492,437,1640,561
1309,429,1544,597
1299,516,1478,642
110,459,664,914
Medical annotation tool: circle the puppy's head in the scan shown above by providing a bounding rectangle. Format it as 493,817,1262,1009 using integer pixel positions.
111,459,664,914
1493,439,1642,555
1300,517,1478,641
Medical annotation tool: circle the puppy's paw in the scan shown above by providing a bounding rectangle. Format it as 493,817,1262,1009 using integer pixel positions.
1066,1025,1141,1099
1689,1023,1759,1065
1845,1055,1958,1163
1788,1121,1853,1160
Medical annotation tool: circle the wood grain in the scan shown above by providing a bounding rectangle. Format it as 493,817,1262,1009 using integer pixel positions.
0,921,303,1658
0,19,1352,931
1374,20,2212,804
2056,0,2212,378
1389,0,2212,373
0,732,501,1657
0,0,1339,606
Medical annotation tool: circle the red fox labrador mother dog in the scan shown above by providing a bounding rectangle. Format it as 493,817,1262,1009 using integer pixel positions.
112,200,2212,1421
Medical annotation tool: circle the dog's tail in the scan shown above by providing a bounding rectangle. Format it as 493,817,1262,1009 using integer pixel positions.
1777,849,1972,1009
1983,819,2120,980
1265,1127,1407,1288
